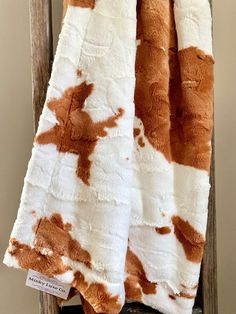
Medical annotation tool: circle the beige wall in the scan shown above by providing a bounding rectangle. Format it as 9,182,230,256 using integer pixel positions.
0,1,235,313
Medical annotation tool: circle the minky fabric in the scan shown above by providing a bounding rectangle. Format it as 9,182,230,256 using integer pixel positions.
4,1,214,313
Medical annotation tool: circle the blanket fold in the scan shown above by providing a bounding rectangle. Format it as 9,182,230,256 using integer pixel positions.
3,1,214,313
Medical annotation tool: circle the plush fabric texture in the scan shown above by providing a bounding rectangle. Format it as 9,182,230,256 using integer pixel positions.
3,1,214,313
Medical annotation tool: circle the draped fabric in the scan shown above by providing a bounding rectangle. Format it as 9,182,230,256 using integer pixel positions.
3,1,214,313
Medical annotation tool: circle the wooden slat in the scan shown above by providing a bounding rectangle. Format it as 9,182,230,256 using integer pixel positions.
202,1,218,313
39,293,60,314
202,135,218,314
29,1,59,313
29,0,53,132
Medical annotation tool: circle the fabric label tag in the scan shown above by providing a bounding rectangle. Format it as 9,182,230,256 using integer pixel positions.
26,269,70,299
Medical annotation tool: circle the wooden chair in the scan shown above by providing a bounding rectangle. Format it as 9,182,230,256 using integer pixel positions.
29,1,218,313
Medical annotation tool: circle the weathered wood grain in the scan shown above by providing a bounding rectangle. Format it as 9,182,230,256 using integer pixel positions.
29,1,58,313
29,0,53,131
202,1,218,313
39,292,60,314
202,133,218,314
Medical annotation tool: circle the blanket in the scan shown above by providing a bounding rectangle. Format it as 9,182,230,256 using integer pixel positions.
3,1,214,313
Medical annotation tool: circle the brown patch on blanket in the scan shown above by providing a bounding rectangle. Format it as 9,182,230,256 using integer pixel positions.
133,128,141,138
81,295,97,314
69,0,95,9
73,272,122,313
169,47,214,172
135,0,214,172
8,238,71,277
76,69,82,77
172,216,205,263
135,0,171,161
155,226,171,234
175,291,196,299
35,81,124,185
168,1,214,172
125,247,157,301
125,276,142,302
63,0,95,17
138,137,145,148
170,291,196,300
34,213,92,268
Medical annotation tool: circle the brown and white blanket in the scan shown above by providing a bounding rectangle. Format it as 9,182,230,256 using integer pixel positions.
3,0,214,313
